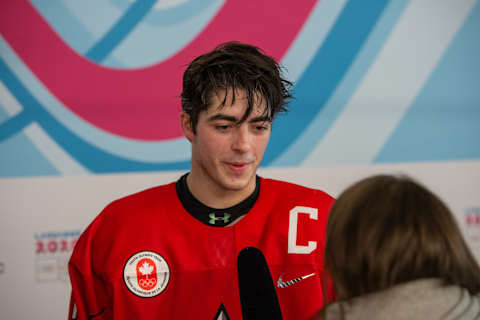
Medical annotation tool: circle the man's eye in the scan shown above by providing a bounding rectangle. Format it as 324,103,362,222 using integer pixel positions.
255,125,269,131
215,125,230,131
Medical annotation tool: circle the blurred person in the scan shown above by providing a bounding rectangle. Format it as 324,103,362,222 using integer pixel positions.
68,41,335,320
313,174,480,320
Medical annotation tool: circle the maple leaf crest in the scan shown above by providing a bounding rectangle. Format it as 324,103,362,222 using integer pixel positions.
139,261,154,276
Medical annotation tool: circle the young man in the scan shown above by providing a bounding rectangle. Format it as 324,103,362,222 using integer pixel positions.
68,42,334,320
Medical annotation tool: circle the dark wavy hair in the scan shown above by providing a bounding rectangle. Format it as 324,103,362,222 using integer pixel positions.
180,41,293,133
324,174,480,301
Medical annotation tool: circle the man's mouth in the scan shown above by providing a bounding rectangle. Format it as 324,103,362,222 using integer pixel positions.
225,161,251,174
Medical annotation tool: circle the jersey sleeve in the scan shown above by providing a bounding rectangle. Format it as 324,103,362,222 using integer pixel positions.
325,271,336,302
68,214,108,320
317,191,336,304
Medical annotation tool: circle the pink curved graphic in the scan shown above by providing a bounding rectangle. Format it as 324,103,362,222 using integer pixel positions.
0,0,317,140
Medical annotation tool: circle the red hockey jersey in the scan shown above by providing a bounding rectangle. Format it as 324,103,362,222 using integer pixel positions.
68,177,335,319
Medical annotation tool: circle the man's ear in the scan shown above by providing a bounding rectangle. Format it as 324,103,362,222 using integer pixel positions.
180,112,194,142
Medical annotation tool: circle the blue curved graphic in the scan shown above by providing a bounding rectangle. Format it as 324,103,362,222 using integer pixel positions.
1,0,479,178
110,0,219,26
274,0,408,166
86,0,156,62
0,107,32,141
0,60,190,173
0,0,390,174
0,108,59,177
29,0,225,68
263,0,391,165
0,36,190,165
29,0,95,54
375,1,480,162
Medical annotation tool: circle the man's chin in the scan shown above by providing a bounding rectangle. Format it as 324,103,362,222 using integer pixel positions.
222,176,254,192
224,181,249,191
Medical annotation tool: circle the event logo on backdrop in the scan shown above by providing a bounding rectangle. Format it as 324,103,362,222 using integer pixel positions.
34,230,80,282
1,0,478,177
466,207,480,243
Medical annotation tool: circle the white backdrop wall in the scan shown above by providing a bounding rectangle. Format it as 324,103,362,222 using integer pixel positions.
1,161,479,319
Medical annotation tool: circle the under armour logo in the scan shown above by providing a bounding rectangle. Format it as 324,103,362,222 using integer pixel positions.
209,213,231,225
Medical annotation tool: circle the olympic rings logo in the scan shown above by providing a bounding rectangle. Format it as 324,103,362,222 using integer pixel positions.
138,277,157,289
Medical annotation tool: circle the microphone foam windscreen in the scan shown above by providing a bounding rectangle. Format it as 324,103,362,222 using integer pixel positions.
237,247,283,320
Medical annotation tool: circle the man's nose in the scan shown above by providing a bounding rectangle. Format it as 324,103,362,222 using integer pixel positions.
231,125,251,153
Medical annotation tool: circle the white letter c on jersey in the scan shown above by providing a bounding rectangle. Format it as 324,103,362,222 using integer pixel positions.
288,206,318,254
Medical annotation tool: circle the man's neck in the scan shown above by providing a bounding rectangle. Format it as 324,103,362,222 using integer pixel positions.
186,172,256,209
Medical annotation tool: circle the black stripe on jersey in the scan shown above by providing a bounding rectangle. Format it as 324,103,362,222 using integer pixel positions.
89,307,105,319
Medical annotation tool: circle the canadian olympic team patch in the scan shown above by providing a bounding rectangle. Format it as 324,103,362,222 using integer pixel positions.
123,251,170,298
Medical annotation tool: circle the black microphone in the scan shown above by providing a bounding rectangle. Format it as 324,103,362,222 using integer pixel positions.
237,247,283,320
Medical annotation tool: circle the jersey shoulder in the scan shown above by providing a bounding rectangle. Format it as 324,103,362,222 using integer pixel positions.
93,181,177,226
260,177,334,203
109,182,175,208
71,182,177,257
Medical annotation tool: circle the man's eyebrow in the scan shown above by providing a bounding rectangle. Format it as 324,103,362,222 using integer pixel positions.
249,115,271,123
207,114,238,122
207,114,271,123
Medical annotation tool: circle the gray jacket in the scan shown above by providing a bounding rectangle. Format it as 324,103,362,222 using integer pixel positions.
323,278,480,320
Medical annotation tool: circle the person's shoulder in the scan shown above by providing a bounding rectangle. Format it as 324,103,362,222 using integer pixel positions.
260,176,334,201
100,181,176,217
116,181,175,203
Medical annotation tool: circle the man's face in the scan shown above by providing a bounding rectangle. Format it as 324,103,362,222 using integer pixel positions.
183,89,271,196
